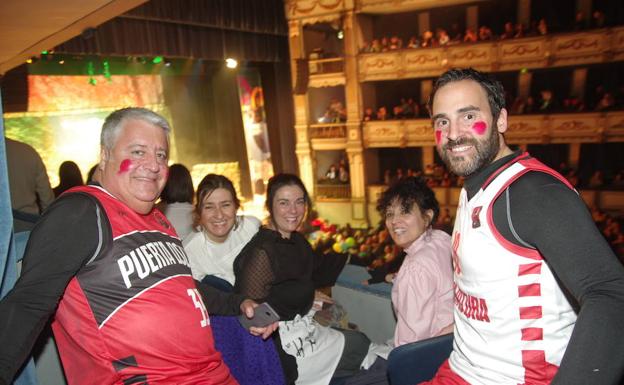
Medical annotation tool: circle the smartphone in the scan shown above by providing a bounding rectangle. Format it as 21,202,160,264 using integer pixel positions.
238,302,281,329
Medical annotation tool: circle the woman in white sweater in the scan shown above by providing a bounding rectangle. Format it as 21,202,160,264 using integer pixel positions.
184,174,284,385
184,173,261,290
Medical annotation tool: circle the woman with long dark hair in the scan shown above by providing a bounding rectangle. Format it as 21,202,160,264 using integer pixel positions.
234,173,372,385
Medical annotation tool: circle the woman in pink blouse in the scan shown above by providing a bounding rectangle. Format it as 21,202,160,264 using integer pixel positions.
377,176,454,347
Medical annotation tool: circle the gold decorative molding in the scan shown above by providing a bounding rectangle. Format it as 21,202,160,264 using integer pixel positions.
550,118,594,133
309,123,347,139
300,14,343,25
405,53,440,65
356,27,624,81
357,0,481,14
308,73,346,88
310,138,348,150
362,112,624,147
293,96,309,125
405,121,436,146
554,32,604,54
366,185,386,204
362,121,402,147
603,111,624,142
285,0,351,21
362,55,398,69
288,20,301,38
448,45,493,68
501,41,543,57
506,115,545,144
613,28,624,52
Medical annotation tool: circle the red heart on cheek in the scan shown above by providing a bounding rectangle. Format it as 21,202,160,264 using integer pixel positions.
472,121,487,135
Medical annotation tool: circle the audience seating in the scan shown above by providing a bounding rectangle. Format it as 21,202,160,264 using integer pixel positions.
387,333,454,385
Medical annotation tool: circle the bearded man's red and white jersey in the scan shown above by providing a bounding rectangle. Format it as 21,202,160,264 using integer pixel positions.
449,156,577,385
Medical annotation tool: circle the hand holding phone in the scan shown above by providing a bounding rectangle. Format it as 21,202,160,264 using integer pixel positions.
238,302,280,329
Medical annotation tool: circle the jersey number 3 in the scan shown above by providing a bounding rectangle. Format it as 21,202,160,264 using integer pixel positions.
187,288,210,327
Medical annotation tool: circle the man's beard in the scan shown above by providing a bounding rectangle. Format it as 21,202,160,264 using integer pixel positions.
438,128,500,178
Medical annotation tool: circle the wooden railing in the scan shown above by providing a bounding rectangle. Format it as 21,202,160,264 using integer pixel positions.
309,57,344,74
367,185,624,213
362,110,624,147
358,26,624,81
316,183,351,199
309,123,347,139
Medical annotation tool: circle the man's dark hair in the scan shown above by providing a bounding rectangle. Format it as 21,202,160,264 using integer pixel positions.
427,68,506,123
161,164,194,204
376,176,440,225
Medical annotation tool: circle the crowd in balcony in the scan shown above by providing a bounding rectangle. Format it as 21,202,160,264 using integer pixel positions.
306,209,456,286
380,163,464,190
307,202,623,283
318,98,347,123
362,97,429,122
509,83,624,115
319,158,350,185
359,19,548,54
556,162,624,191
362,81,624,122
591,207,624,262
305,164,624,278
377,161,624,192
359,9,613,54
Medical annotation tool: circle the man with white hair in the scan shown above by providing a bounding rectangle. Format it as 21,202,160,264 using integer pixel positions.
0,107,274,385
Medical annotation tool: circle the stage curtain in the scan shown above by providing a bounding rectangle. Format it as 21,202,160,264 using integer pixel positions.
257,61,298,175
55,0,289,63
162,68,252,197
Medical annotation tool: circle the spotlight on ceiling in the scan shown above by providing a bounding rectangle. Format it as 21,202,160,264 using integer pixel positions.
152,56,163,64
225,58,238,69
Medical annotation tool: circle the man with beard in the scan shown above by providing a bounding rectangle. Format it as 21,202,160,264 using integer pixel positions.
420,68,624,385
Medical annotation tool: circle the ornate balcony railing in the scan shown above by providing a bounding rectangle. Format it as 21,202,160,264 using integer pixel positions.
367,184,624,213
286,0,482,19
358,26,624,81
317,183,352,199
309,123,348,139
362,110,624,147
309,57,344,74
308,57,346,88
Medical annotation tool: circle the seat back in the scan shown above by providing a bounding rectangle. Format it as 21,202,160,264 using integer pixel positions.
387,333,454,385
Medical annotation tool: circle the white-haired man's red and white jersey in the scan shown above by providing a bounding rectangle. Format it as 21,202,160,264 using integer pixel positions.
52,185,237,385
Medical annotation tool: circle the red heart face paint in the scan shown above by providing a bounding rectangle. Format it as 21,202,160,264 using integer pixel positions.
435,130,442,144
472,121,487,135
118,159,132,174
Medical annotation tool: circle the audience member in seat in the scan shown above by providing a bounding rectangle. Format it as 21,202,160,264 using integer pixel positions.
184,173,261,291
183,173,284,385
424,67,624,385
0,107,276,385
377,177,454,347
5,137,54,232
234,173,371,385
158,163,195,239
53,160,84,198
